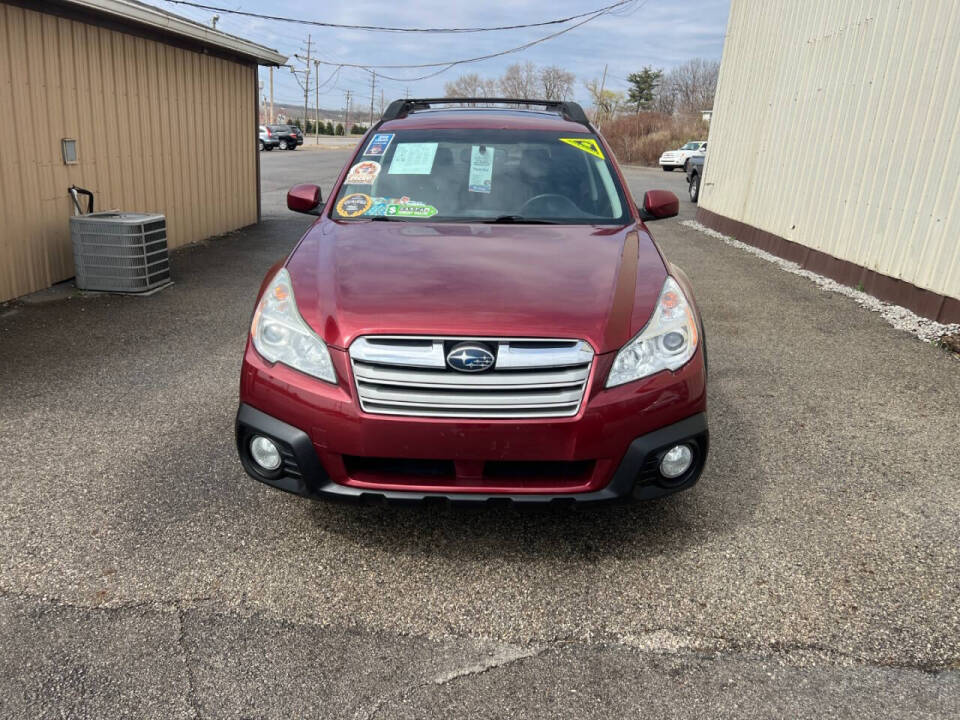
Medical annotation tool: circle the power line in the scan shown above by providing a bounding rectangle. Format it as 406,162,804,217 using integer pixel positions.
158,0,637,33
314,64,342,93
315,1,650,83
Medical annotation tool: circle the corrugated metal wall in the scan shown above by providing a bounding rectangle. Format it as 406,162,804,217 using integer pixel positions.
700,0,960,302
0,3,257,302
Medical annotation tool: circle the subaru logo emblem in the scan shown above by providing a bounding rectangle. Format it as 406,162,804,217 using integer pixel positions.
446,343,495,373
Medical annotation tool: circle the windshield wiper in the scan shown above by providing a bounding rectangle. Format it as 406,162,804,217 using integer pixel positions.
483,215,558,224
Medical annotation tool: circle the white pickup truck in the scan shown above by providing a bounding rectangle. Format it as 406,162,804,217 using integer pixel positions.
658,141,707,172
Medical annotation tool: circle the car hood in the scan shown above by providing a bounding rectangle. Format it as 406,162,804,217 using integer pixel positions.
286,218,667,353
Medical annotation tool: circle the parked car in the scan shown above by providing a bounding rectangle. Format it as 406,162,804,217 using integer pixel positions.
267,124,303,150
258,125,278,151
685,154,705,203
659,141,706,171
236,98,709,505
287,125,304,148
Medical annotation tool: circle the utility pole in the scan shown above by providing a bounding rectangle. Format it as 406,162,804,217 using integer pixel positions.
369,70,376,127
597,63,608,128
380,89,384,116
301,34,312,132
269,66,274,123
344,89,351,134
314,59,320,144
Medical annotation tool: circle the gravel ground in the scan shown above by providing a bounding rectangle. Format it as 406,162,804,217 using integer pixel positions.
0,153,958,718
681,220,960,343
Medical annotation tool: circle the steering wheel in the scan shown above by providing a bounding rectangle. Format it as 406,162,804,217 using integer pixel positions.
517,193,583,217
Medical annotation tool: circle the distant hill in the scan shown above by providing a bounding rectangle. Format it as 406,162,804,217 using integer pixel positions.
262,103,373,127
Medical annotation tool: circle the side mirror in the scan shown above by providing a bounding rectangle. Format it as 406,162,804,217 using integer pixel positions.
639,190,679,221
287,184,323,215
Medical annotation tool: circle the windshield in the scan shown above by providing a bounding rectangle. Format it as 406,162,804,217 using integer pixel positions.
681,142,701,150
331,129,630,224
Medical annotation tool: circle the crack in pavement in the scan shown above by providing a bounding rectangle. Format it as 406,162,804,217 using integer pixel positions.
356,645,546,720
176,605,202,720
2,585,958,677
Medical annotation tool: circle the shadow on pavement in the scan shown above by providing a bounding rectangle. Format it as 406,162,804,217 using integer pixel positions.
307,395,761,562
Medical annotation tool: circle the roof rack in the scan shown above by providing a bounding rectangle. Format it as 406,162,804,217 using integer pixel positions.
379,98,591,127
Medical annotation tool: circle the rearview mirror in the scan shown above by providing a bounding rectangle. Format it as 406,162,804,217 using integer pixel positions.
639,190,679,221
287,184,323,215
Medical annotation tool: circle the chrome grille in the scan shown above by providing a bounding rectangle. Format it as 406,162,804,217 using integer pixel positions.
349,336,594,418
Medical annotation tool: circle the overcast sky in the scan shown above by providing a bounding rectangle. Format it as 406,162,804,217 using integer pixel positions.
144,0,730,112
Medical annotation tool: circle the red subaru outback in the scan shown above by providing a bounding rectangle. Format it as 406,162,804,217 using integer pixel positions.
236,99,708,504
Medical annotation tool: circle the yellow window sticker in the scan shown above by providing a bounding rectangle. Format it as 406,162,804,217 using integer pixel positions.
336,193,372,217
559,138,605,159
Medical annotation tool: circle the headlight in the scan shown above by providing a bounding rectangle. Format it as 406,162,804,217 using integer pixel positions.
250,268,336,384
606,276,699,387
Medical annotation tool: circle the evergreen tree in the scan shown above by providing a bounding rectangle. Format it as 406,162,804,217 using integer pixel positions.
627,67,663,112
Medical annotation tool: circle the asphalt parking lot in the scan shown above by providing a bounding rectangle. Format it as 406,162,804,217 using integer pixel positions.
1,149,958,719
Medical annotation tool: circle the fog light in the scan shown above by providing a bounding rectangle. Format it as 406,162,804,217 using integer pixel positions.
250,435,282,471
659,444,693,479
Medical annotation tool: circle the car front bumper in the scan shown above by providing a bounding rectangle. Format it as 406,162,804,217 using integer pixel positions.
236,403,708,505
235,343,708,504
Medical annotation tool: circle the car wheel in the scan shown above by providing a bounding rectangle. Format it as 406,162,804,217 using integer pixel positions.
258,140,264,151
279,139,288,150
689,173,700,203
289,144,298,150
683,159,690,173
265,145,274,151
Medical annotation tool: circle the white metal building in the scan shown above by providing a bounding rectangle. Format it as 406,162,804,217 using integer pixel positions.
698,0,960,323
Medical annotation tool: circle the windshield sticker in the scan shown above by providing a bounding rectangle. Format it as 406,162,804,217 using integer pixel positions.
336,193,372,217
345,160,381,185
363,133,394,156
355,196,429,217
388,142,438,175
558,137,605,159
386,203,438,218
364,196,392,216
468,145,495,193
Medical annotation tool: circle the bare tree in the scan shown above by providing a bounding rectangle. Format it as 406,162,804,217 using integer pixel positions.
540,65,575,101
661,58,720,115
653,83,677,115
499,61,539,98
584,77,626,125
445,63,577,103
444,73,497,100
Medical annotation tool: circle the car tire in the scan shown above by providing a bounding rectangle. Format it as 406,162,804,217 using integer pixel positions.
662,166,672,172
258,140,264,152
683,159,690,173
689,173,700,204
265,145,274,151
279,139,288,150
289,144,298,150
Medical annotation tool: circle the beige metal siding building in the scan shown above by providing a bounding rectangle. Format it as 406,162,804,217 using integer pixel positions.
698,0,960,323
0,0,286,302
